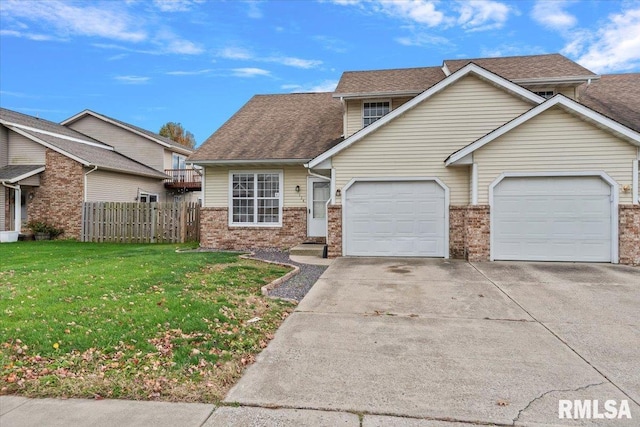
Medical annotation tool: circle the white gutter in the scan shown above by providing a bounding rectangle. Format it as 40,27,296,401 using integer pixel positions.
2,181,21,233
307,170,330,181
84,166,98,202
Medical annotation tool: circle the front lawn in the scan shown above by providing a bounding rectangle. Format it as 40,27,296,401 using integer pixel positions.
0,241,293,402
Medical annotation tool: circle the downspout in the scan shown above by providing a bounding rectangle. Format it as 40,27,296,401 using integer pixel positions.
84,166,98,202
2,181,21,233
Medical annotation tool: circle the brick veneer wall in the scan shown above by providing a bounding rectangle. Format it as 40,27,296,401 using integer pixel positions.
200,207,321,249
29,150,84,239
448,205,490,262
619,205,640,265
327,205,342,258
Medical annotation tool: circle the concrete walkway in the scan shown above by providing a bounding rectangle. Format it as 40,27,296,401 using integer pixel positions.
3,258,639,426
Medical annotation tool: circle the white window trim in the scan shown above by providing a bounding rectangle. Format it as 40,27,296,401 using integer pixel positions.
138,191,159,203
488,171,619,264
341,177,450,259
228,170,284,227
362,99,391,128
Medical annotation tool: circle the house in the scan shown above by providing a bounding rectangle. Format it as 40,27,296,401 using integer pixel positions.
0,108,196,239
61,110,201,203
188,53,640,265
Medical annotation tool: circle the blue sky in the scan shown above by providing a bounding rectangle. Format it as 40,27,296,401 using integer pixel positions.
1,0,639,146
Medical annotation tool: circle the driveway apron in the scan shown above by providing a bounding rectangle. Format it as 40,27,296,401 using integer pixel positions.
224,258,639,426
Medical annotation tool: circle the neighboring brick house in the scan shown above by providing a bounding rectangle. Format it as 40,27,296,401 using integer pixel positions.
0,108,193,239
189,53,640,265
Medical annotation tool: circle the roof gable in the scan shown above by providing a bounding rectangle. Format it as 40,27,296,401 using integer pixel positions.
61,110,193,154
445,95,640,166
308,63,545,168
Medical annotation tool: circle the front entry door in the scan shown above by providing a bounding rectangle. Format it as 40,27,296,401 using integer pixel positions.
307,177,330,237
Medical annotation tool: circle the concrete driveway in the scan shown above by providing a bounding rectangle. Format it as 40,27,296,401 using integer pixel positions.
218,258,640,426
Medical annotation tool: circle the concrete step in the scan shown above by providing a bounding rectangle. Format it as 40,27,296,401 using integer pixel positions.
289,243,327,258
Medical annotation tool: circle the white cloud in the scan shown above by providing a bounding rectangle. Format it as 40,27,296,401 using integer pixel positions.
153,0,204,12
569,8,640,73
231,68,271,78
395,32,452,47
378,0,448,27
166,69,213,76
218,47,254,60
268,57,323,69
282,80,339,93
0,29,56,41
0,0,147,42
456,0,512,32
162,37,204,55
531,0,577,31
246,1,263,19
0,90,38,98
114,75,151,84
313,35,349,53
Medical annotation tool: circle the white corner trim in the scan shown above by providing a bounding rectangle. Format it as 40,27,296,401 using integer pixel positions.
633,159,639,205
340,177,450,259
488,171,619,264
309,63,545,169
471,163,478,205
446,95,640,166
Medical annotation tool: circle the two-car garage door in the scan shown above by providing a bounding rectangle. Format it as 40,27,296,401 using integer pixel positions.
344,180,447,257
492,176,613,262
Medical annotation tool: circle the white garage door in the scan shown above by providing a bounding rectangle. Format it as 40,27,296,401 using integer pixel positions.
344,181,446,257
493,176,612,262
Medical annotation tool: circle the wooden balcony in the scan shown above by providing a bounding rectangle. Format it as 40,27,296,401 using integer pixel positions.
164,169,202,191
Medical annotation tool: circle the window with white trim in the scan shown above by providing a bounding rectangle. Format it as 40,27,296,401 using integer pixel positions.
230,171,282,225
139,192,158,203
363,101,390,127
533,90,554,99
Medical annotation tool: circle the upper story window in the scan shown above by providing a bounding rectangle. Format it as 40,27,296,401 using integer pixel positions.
363,101,390,127
533,90,555,99
230,171,283,226
172,153,186,170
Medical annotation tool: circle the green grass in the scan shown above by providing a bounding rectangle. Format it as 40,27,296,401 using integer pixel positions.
0,241,293,401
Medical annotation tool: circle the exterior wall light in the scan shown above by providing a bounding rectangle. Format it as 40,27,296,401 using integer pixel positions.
295,185,300,193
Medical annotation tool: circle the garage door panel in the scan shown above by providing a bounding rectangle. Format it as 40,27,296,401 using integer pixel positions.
493,176,612,262
345,181,446,257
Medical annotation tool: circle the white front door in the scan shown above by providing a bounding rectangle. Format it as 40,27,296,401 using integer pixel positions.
307,177,330,237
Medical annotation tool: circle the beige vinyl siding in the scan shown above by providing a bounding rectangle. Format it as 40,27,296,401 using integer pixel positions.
8,131,45,164
345,97,414,137
334,76,534,205
68,116,164,171
474,106,637,204
85,169,165,202
164,150,173,170
0,126,8,167
557,87,576,99
204,165,308,208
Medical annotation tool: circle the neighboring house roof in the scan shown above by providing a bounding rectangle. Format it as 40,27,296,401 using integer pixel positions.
445,95,640,166
61,110,194,155
309,63,545,168
577,74,640,133
0,108,168,179
190,92,344,163
0,165,45,183
334,66,445,97
443,53,598,81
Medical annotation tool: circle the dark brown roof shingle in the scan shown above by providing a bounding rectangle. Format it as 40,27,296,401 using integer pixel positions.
334,66,445,95
577,73,640,133
444,53,597,80
189,93,343,162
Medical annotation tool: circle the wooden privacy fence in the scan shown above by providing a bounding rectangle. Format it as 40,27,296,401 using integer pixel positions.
82,202,200,243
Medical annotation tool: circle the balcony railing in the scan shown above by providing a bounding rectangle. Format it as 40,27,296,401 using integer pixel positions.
164,169,202,190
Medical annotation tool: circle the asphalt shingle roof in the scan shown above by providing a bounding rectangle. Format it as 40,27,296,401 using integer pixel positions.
0,165,44,182
577,74,640,133
1,108,168,179
190,92,344,162
334,66,445,95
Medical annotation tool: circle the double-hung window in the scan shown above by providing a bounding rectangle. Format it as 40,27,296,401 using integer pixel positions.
363,101,390,127
230,171,282,226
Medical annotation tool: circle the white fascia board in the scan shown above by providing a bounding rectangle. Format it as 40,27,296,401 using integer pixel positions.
189,159,307,166
512,75,600,86
6,126,91,166
310,63,544,169
445,95,640,166
5,166,46,184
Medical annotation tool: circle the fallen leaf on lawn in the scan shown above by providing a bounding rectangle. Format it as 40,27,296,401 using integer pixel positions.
247,317,261,324
53,343,59,349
